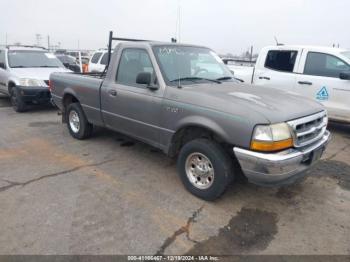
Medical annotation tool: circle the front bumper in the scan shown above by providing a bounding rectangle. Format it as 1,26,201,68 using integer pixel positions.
233,130,331,186
16,86,51,104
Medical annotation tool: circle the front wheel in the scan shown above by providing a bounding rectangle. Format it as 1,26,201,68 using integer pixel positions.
66,103,93,139
10,87,27,112
177,138,234,201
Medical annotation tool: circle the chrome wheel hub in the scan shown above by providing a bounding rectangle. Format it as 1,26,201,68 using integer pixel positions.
69,110,80,133
185,152,214,190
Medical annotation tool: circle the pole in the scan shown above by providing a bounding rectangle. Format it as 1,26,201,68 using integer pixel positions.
78,51,83,73
250,46,253,64
47,35,50,51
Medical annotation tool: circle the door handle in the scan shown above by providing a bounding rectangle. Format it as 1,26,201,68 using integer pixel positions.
259,76,270,80
108,89,117,96
298,81,313,85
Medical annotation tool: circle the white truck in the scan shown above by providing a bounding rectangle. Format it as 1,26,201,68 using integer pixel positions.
228,45,350,123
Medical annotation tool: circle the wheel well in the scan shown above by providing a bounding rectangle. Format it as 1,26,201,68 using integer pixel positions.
63,94,79,109
168,125,230,157
8,81,15,94
62,94,79,122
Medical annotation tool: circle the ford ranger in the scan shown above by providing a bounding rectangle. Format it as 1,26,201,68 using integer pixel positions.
50,33,330,200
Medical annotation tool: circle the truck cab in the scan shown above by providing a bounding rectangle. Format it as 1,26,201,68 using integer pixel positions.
231,45,350,123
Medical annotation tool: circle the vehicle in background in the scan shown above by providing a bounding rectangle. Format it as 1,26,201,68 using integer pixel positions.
0,45,71,112
222,58,256,82
229,45,350,123
222,58,256,67
66,50,90,64
50,33,330,200
88,49,111,73
55,50,89,73
54,49,67,55
56,54,81,73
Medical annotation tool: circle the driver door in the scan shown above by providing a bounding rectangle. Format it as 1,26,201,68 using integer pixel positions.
101,48,164,148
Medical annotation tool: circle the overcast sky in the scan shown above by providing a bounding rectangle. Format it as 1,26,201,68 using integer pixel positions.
0,0,349,54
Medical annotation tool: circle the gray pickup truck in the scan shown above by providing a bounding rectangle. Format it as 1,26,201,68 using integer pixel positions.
50,37,330,200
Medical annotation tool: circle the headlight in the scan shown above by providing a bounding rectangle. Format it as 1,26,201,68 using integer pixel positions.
251,123,293,152
19,78,47,87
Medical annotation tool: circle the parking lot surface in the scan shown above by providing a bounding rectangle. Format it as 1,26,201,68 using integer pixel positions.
0,95,349,255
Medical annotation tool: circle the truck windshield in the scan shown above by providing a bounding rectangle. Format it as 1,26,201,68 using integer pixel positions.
153,45,233,86
341,51,350,60
8,51,64,68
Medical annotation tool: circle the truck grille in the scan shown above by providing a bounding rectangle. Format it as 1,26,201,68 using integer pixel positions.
288,111,328,148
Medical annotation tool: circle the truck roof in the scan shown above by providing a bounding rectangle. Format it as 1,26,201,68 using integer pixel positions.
262,45,348,56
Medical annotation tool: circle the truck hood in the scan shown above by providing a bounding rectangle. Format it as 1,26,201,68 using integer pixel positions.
177,82,325,124
11,67,71,81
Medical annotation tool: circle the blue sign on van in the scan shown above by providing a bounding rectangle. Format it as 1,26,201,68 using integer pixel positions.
316,87,329,101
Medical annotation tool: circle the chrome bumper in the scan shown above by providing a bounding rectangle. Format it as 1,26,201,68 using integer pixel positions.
233,130,331,186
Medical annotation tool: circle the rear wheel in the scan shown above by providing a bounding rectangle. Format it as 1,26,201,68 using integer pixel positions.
177,138,234,201
66,103,93,139
10,87,27,112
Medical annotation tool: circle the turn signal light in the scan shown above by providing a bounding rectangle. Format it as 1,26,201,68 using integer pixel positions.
251,138,293,152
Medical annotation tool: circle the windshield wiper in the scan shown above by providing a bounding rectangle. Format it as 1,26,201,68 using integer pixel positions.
170,77,221,84
37,65,59,68
11,66,27,68
217,76,245,83
216,76,233,81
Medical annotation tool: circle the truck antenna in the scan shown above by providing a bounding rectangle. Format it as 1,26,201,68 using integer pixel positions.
274,36,284,46
175,0,182,43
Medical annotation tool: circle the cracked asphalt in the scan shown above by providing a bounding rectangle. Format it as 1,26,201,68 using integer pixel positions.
0,95,350,255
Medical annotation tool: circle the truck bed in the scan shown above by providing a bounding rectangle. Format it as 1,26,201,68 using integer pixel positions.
50,72,104,125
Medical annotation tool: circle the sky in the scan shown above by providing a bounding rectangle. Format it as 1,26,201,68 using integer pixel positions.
0,0,349,55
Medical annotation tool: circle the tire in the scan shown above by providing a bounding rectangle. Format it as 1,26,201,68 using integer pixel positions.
10,87,27,112
177,138,234,201
66,102,93,139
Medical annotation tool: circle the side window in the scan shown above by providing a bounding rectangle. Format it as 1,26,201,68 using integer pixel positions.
304,52,350,78
100,53,109,65
116,49,155,88
265,50,297,72
91,52,102,64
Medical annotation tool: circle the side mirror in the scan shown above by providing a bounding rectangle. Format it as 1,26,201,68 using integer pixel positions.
230,70,235,75
136,72,159,90
0,62,6,69
339,71,350,80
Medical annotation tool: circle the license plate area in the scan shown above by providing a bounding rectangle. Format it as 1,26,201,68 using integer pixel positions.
310,146,325,164
302,146,325,165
